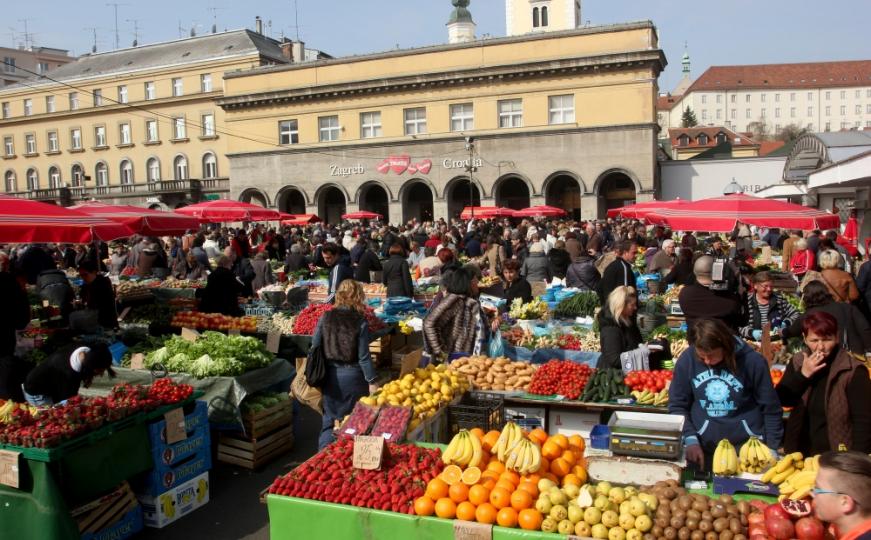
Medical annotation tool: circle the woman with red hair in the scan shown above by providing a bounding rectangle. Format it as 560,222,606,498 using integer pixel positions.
777,311,871,455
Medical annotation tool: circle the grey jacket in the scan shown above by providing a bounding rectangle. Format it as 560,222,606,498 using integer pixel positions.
521,252,552,284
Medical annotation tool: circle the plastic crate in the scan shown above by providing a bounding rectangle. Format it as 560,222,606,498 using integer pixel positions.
448,392,504,435
590,424,611,450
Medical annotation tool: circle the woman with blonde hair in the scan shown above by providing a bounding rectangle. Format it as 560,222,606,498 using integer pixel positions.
597,286,645,369
819,249,860,303
312,279,379,449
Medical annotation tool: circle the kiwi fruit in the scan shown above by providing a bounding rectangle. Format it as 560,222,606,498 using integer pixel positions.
736,501,750,516
656,517,670,529
678,527,693,540
686,518,700,531
729,518,742,534
665,527,678,540
719,495,734,505
702,511,713,522
734,535,747,540
691,530,705,540
693,500,708,513
699,520,713,533
687,510,702,521
653,525,665,538
711,505,727,519
706,532,719,540
720,531,735,540
672,517,686,530
713,518,729,532
644,534,656,540
679,497,693,511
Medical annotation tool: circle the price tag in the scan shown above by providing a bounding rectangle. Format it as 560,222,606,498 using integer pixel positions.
352,435,385,470
181,328,200,342
0,450,21,489
164,408,187,444
266,331,281,354
117,307,131,321
42,299,49,308
130,353,145,370
382,433,392,440
228,328,241,336
453,520,492,540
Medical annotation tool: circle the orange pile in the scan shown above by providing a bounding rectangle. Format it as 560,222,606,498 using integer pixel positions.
414,427,588,530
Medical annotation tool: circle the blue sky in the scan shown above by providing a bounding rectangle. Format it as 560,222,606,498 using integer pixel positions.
5,0,870,91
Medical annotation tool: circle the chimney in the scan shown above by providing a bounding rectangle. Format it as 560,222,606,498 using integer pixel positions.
255,16,263,34
280,39,305,62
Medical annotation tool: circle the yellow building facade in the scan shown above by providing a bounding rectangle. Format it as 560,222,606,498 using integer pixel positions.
220,21,665,222
0,30,293,208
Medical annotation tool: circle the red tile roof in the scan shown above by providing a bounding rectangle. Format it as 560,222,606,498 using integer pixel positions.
657,94,681,111
668,126,759,149
759,141,786,156
687,60,871,92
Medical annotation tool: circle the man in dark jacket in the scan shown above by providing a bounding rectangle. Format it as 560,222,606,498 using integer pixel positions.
199,256,243,316
284,244,308,273
323,243,353,303
78,260,118,329
17,244,56,284
566,254,600,292
464,234,482,258
354,241,383,284
0,263,30,357
23,342,115,406
382,244,414,298
597,240,637,303
678,256,743,332
547,240,571,279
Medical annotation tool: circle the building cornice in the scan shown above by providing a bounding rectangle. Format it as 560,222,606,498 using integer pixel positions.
218,50,665,110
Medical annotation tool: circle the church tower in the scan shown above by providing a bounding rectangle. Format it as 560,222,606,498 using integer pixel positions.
672,44,693,95
447,0,476,44
506,0,581,36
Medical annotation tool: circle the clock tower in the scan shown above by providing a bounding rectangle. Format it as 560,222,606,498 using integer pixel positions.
506,0,581,36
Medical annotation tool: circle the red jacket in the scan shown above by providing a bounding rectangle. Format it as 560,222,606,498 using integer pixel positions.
789,249,815,275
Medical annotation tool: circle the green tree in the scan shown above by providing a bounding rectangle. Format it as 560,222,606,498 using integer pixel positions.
681,107,698,128
777,123,808,142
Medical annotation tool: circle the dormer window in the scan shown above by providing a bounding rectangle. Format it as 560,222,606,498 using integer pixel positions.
698,133,709,145
678,135,690,146
716,132,728,144
532,3,549,28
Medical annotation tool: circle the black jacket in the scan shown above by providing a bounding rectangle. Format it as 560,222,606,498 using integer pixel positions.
327,262,354,303
0,355,31,402
597,258,634,303
663,260,696,287
566,256,600,292
382,255,414,298
0,272,29,357
597,304,643,370
24,344,86,404
80,274,118,329
547,248,571,279
782,302,871,354
678,283,743,333
284,252,308,273
354,250,382,283
199,267,243,316
503,278,532,307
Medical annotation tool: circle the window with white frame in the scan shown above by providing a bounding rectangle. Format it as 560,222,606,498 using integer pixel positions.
867,89,871,98
716,109,722,119
23,99,32,116
808,92,813,101
761,94,766,103
173,155,188,180
200,74,212,93
69,92,79,110
120,160,133,184
701,95,707,105
826,106,831,116
701,110,708,121
678,135,689,146
95,162,108,186
360,111,382,138
48,166,60,188
826,122,831,131
144,81,155,100
716,95,722,104
856,105,862,114
867,104,871,114
761,108,766,118
3,136,13,156
45,95,55,113
746,109,751,119
775,124,781,132
790,93,796,102
404,108,427,135
118,85,128,104
840,90,846,99
730,95,736,103
70,128,82,149
2,57,14,73
201,114,215,137
716,132,727,144
24,134,35,154
318,116,339,142
825,91,831,100
119,122,131,145
26,168,37,190
172,78,183,97
548,95,574,124
808,107,814,116
92,89,102,106
841,105,847,116
146,158,160,182
173,117,186,139
698,133,709,145
37,62,48,74
790,107,796,118
1,102,8,118
278,120,299,144
202,153,217,178
775,108,780,118
146,120,158,142
745,94,750,103
498,99,523,128
94,126,106,147
47,131,58,152
775,94,780,102
450,103,474,131
71,164,83,186
4,171,15,192
730,109,736,119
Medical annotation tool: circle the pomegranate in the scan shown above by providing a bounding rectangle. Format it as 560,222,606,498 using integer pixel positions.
765,503,792,523
767,518,796,540
782,499,813,518
795,517,825,540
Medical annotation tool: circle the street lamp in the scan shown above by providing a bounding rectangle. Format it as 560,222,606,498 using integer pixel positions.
723,178,743,195
465,137,476,220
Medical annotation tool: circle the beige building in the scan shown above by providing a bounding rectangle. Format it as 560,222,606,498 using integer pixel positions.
0,29,314,208
1,45,72,87
218,6,665,223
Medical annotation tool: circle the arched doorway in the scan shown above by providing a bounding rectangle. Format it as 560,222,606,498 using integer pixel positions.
495,175,530,210
597,171,636,218
277,187,307,214
545,174,582,220
318,186,347,224
239,188,269,207
446,177,481,220
358,183,390,220
402,181,434,223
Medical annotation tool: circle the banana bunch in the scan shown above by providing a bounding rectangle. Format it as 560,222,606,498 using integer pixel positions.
0,400,36,424
631,389,669,406
505,438,542,474
494,421,524,463
712,439,739,475
441,429,483,468
761,452,819,500
738,436,775,473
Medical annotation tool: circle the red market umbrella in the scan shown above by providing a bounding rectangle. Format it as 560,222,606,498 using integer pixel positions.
70,201,201,236
607,199,690,219
513,205,567,218
460,207,517,219
175,200,280,223
341,211,382,220
0,195,134,243
645,193,840,233
281,214,321,226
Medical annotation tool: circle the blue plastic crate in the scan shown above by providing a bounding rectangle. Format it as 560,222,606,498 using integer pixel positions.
147,401,208,446
590,424,611,450
151,426,211,468
108,342,128,366
135,448,212,496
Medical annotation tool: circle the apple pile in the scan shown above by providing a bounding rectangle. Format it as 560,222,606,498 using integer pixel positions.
171,311,258,332
266,438,443,513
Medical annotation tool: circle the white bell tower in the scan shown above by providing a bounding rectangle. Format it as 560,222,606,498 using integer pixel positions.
447,0,476,44
506,0,581,36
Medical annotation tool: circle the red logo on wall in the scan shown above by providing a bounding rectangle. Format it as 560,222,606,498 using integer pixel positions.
376,156,432,175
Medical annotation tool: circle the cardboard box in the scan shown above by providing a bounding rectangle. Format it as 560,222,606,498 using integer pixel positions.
548,409,601,438
391,345,423,373
137,472,210,529
135,449,212,496
148,401,209,446
504,406,546,430
151,426,211,468
81,506,143,540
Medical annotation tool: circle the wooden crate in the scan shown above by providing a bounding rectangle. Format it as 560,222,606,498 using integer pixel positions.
71,481,139,534
218,424,294,470
242,399,293,439
369,334,393,367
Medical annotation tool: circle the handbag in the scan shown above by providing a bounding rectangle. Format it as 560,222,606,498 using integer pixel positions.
291,357,323,415
305,343,328,388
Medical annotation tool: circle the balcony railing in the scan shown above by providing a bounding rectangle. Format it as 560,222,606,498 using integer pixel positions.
8,178,229,203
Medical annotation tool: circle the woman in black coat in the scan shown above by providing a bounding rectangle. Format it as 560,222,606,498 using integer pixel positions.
663,248,696,287
381,243,414,298
782,281,871,355
354,241,383,284
597,286,644,369
78,260,118,329
23,342,114,406
547,240,572,279
198,256,243,316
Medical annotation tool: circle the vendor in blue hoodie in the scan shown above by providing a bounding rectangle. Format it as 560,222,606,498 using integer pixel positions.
669,318,783,470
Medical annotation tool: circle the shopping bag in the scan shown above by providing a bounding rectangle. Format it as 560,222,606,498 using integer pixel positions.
488,333,505,358
292,357,323,415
